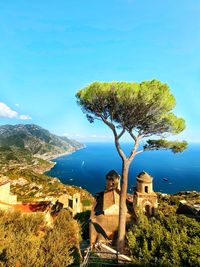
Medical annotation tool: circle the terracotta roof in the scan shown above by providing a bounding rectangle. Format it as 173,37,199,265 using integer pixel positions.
14,201,51,213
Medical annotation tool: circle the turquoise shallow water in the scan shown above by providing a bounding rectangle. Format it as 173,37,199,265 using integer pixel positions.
46,143,200,194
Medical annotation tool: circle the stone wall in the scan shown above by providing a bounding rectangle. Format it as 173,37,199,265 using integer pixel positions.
0,182,17,204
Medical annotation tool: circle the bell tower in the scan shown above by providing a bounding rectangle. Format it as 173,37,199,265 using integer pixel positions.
105,170,120,191
133,171,158,215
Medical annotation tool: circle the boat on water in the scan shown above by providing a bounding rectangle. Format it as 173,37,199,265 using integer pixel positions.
81,161,85,167
163,178,168,181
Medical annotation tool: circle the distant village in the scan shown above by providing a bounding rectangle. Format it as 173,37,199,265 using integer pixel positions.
0,178,82,225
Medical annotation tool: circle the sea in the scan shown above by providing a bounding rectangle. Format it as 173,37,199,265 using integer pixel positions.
46,143,200,195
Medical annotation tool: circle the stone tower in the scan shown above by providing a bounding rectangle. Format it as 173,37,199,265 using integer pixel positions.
133,171,158,215
105,170,120,191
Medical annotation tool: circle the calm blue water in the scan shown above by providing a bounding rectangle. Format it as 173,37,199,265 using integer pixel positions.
46,143,200,195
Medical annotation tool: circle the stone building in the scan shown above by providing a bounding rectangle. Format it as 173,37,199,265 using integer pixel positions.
0,180,17,209
58,192,82,216
90,170,158,246
133,171,158,215
0,178,82,216
90,170,133,245
105,170,121,191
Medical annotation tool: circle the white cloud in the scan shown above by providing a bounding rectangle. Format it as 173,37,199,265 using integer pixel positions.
0,102,18,118
0,102,32,120
19,114,32,120
90,134,97,138
63,132,113,141
63,133,84,138
14,103,20,107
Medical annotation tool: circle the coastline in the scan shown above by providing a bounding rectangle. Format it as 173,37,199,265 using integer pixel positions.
43,145,86,175
42,143,200,194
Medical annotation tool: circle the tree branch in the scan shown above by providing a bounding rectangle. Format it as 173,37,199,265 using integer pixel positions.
118,128,125,139
135,149,144,155
98,114,127,161
127,134,142,162
128,130,137,142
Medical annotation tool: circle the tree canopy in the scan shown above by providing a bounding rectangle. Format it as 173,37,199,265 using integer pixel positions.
76,80,187,153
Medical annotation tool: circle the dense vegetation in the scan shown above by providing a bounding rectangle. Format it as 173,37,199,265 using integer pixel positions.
0,209,80,267
127,196,200,267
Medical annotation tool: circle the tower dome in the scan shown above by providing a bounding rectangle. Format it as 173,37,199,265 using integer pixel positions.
137,171,152,183
105,170,120,191
133,171,158,216
136,171,153,194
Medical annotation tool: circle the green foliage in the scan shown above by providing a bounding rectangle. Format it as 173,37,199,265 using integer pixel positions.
144,139,188,153
82,199,92,206
0,209,80,267
127,212,200,267
37,209,81,266
75,210,91,239
0,211,43,267
76,80,187,151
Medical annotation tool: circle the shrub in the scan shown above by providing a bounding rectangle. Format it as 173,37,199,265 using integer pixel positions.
0,209,81,267
127,212,200,267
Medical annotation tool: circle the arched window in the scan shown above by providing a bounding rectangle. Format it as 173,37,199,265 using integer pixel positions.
145,186,148,193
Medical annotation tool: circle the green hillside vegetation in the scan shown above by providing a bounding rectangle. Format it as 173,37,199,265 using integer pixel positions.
7,168,93,205
0,209,80,267
0,124,93,207
127,194,200,267
0,124,84,164
0,145,53,174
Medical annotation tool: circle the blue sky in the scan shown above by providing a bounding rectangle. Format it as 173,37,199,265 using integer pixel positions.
0,0,200,142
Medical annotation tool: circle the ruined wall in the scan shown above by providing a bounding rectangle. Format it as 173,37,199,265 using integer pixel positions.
0,182,17,204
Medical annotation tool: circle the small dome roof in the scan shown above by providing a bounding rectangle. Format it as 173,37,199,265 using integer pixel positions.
106,170,120,180
137,171,152,183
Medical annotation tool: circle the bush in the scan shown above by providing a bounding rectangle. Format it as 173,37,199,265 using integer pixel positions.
0,209,81,267
75,210,90,240
37,209,81,267
127,212,200,267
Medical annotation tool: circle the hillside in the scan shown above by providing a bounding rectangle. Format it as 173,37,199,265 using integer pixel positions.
0,124,93,207
0,124,85,174
0,124,84,159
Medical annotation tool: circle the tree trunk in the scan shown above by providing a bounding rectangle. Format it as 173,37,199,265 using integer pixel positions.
117,160,129,252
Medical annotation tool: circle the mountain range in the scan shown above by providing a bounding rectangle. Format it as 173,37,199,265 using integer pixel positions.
0,124,84,175
0,124,83,160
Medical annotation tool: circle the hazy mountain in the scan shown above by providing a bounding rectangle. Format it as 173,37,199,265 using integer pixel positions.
0,124,84,160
